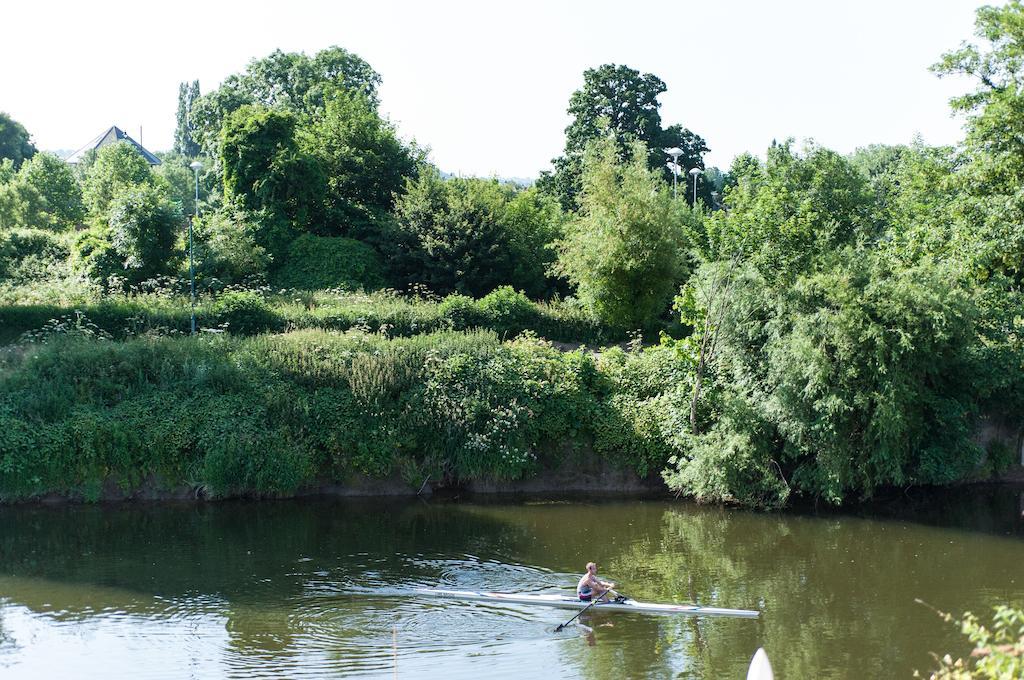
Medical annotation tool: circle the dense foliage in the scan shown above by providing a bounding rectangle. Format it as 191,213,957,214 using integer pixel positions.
539,64,711,210
2,6,1023,507
0,287,620,347
190,46,380,159
0,112,36,170
390,170,564,298
0,330,668,500
302,91,424,232
554,138,687,329
273,234,386,291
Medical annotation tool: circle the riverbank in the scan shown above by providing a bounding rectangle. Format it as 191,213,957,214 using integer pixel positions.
2,326,1020,507
19,458,669,504
0,329,676,504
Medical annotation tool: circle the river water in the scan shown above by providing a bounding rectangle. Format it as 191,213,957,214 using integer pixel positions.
1,487,1022,679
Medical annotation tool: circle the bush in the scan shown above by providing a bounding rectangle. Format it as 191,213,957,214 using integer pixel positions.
71,225,122,287
476,286,537,337
0,228,71,281
273,234,385,290
0,329,656,501
390,170,563,297
917,605,1024,679
209,291,282,334
82,142,153,217
439,293,484,330
16,152,85,230
554,137,687,329
106,184,183,283
194,208,270,285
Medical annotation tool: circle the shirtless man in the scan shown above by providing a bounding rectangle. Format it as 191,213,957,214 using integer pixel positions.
577,562,615,602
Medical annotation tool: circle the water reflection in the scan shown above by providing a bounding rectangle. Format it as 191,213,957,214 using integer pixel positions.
0,489,1022,678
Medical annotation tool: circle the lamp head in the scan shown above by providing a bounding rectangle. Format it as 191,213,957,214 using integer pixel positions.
689,167,702,177
189,161,203,172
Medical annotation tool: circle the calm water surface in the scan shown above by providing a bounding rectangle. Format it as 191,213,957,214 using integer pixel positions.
1,488,1023,679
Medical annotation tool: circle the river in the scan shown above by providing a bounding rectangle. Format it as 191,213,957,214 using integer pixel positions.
1,486,1022,678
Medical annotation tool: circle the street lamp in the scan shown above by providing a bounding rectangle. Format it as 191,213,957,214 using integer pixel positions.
689,167,702,205
189,160,202,335
664,147,683,199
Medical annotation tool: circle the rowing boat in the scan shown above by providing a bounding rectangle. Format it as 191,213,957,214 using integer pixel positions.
416,588,759,618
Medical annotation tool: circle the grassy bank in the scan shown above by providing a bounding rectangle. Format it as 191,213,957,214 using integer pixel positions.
0,283,624,347
0,329,679,501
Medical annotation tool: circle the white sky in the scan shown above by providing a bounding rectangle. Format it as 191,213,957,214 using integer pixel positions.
2,0,981,178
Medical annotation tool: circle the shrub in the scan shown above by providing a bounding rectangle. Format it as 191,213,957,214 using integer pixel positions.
273,234,385,290
916,605,1024,679
194,208,270,285
439,293,484,330
0,228,71,281
209,291,282,334
391,170,563,297
0,329,652,501
71,225,122,287
476,286,537,337
16,152,85,230
106,184,182,283
554,136,687,329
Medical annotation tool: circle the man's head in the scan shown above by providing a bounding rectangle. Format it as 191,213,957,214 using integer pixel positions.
586,562,597,574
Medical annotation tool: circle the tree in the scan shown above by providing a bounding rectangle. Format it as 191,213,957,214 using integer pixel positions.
193,207,270,285
154,155,198,217
191,46,381,158
0,112,36,170
390,170,562,297
174,80,201,158
0,159,16,229
933,1,1024,288
15,153,85,230
553,137,687,328
301,91,423,233
696,141,874,284
220,105,324,255
82,142,154,217
539,64,709,210
106,184,182,282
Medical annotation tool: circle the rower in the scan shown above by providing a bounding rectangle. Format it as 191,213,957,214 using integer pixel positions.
577,562,615,602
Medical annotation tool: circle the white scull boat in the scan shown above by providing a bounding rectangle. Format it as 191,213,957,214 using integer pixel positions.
416,588,759,619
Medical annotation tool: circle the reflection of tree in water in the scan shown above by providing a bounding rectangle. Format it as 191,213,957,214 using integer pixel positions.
0,499,527,662
609,504,1024,679
2,496,1023,677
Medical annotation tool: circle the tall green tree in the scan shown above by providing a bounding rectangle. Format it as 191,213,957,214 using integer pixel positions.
933,0,1024,288
301,91,423,233
0,112,37,170
82,142,154,217
553,137,687,328
220,105,324,255
106,184,183,282
696,141,874,284
174,80,201,158
15,152,85,230
192,46,381,158
538,64,709,210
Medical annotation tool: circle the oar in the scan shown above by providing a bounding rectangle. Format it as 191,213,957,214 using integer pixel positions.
554,587,617,632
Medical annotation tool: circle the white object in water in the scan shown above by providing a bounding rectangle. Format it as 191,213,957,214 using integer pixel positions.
416,589,759,618
747,647,774,680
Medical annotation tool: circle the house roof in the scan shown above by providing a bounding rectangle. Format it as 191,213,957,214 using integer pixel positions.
65,126,161,165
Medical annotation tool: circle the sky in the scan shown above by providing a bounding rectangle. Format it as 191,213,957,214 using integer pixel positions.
2,0,983,178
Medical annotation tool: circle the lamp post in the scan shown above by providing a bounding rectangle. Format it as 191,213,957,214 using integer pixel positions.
689,167,701,205
664,147,683,199
188,161,202,335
